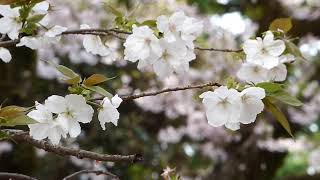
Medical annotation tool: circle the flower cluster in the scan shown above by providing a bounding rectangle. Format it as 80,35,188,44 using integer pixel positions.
27,94,122,144
0,1,50,63
200,86,265,130
237,31,294,83
124,12,203,78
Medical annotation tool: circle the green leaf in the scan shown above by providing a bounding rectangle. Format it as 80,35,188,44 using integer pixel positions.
269,18,292,33
47,62,82,85
263,98,293,137
83,85,113,99
226,77,237,89
83,74,109,86
140,20,157,27
256,82,284,94
269,91,303,107
0,130,10,140
0,115,37,127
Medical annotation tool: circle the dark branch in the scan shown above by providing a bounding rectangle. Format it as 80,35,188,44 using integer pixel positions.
63,170,119,180
195,47,242,53
91,82,221,101
0,172,38,180
4,129,143,163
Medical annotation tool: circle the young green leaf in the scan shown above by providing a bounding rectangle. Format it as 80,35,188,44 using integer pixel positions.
82,85,113,99
83,74,109,86
104,4,123,17
0,115,37,127
47,62,82,85
140,20,157,28
0,105,28,119
269,18,292,33
263,98,294,137
0,130,10,140
269,91,303,107
256,82,284,94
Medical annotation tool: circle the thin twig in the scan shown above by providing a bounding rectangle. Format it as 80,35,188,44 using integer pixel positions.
91,82,221,101
0,172,38,180
195,47,242,53
0,29,241,52
4,129,143,163
63,170,119,180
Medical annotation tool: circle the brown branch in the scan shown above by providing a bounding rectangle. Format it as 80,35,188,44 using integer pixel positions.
0,29,241,52
0,172,38,180
4,129,143,163
92,82,221,101
63,169,119,180
195,47,242,53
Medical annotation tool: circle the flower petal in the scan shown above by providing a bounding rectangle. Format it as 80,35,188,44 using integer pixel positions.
0,47,11,63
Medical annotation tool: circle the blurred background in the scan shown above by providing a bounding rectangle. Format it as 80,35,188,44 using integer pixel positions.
1,0,320,179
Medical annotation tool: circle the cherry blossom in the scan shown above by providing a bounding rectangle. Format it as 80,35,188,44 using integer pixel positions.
243,31,285,69
124,25,162,63
80,24,111,56
237,63,269,83
45,94,94,138
27,102,67,145
157,12,187,42
30,1,50,26
98,95,122,130
0,47,12,63
238,87,266,124
0,5,22,40
200,86,241,130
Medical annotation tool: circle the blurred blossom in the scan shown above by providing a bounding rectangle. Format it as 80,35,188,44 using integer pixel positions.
258,137,312,152
308,148,320,174
0,142,12,154
158,126,184,144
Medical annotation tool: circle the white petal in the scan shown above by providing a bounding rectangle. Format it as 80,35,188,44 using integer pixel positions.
259,55,280,69
262,31,274,45
45,25,67,37
240,87,266,99
225,122,240,131
48,127,63,145
153,60,172,78
156,15,169,33
98,105,120,130
111,95,122,108
67,119,81,138
0,47,11,63
16,37,43,50
45,95,67,113
243,39,260,57
38,14,50,26
239,99,264,124
28,123,50,140
0,17,12,34
279,54,295,63
266,39,285,57
268,63,287,82
199,91,215,99
32,1,49,15
65,94,94,123
7,21,22,40
237,63,269,83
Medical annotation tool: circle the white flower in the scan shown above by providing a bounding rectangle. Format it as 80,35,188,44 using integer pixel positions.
80,24,111,56
268,63,287,82
237,63,269,83
200,86,241,129
238,87,265,124
243,31,285,69
180,17,203,48
27,102,67,145
45,94,94,138
237,62,288,83
0,47,11,63
44,25,67,37
124,25,162,62
98,95,122,130
153,38,188,78
157,12,186,42
0,5,22,40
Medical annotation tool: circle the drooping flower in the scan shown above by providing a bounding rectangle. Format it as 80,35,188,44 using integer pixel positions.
45,94,94,137
243,31,285,69
124,25,162,62
200,86,241,130
157,12,187,42
238,87,266,124
98,95,122,130
0,47,12,63
27,102,67,145
0,5,22,40
80,24,111,56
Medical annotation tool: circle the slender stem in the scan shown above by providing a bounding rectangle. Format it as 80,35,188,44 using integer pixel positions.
195,47,242,53
86,100,103,108
4,129,143,163
0,172,38,180
91,81,221,101
63,170,119,180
